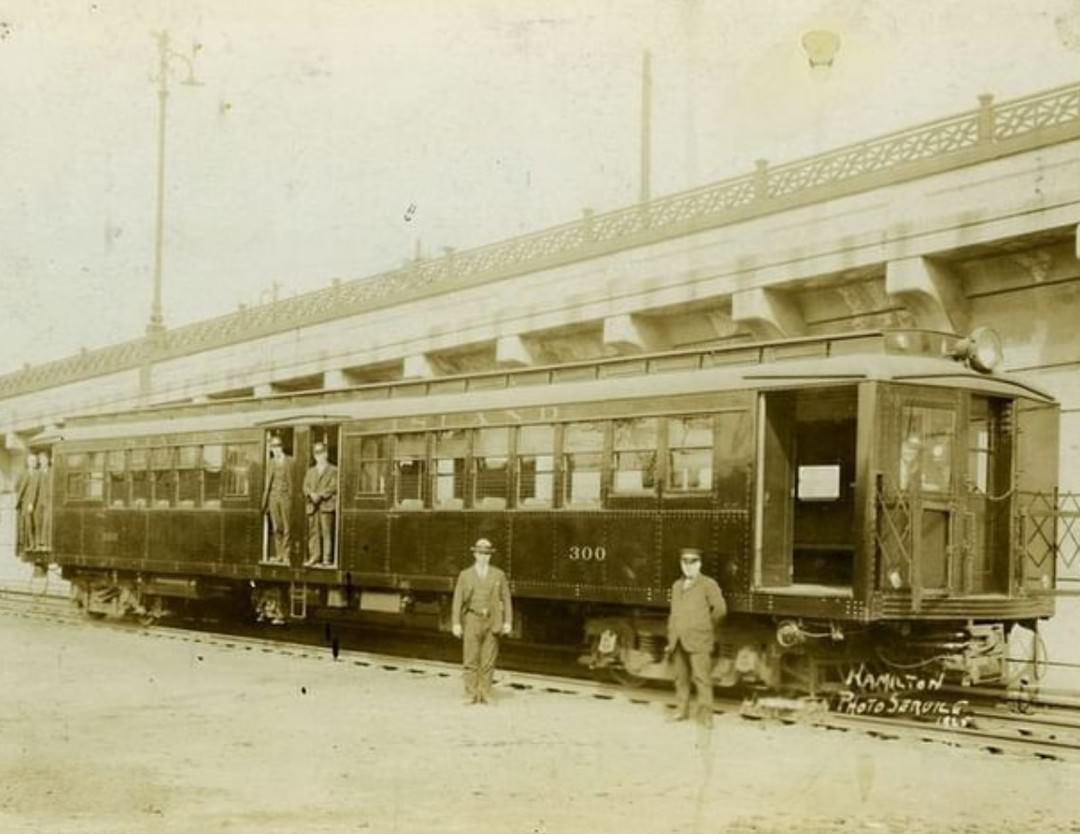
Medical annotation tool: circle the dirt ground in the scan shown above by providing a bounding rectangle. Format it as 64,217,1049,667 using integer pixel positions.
1,612,1078,834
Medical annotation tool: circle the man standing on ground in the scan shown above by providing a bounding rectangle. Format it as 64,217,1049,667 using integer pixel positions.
666,547,726,727
451,538,513,705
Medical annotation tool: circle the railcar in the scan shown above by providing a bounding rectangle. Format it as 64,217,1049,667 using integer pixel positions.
22,328,1059,692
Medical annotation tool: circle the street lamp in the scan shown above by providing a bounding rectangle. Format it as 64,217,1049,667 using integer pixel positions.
146,30,203,339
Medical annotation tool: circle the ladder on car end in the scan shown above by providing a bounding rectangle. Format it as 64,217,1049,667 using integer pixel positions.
289,582,308,620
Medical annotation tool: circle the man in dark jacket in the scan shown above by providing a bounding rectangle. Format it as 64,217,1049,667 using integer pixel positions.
15,453,39,554
261,436,293,564
666,547,726,727
451,538,513,705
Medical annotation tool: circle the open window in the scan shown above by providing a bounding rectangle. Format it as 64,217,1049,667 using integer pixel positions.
756,387,857,593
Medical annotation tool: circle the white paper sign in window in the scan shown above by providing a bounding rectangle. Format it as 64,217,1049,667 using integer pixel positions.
797,464,841,501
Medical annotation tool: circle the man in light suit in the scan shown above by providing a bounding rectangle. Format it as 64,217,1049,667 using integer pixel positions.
261,436,293,564
303,442,338,567
666,547,726,728
33,452,52,551
451,538,513,705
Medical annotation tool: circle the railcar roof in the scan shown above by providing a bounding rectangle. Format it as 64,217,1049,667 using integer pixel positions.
42,336,1055,445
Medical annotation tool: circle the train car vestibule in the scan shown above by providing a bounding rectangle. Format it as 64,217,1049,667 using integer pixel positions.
756,386,857,594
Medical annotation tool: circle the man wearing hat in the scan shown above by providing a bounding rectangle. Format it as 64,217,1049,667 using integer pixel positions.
302,441,338,567
451,538,513,704
15,452,39,554
666,547,726,727
261,436,293,564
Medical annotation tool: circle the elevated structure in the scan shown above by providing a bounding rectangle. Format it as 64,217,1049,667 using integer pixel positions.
3,80,1080,599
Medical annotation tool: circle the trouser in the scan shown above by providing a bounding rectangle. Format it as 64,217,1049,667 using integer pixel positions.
307,511,335,564
671,642,715,720
462,612,499,700
18,511,34,554
267,494,291,560
33,503,50,550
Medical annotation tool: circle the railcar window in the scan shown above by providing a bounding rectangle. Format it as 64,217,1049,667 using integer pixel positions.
85,452,105,500
65,452,85,500
666,416,713,493
203,445,223,508
107,450,127,507
473,428,510,509
224,444,256,497
968,399,991,495
151,448,175,507
130,449,150,508
355,436,389,496
899,406,954,493
394,433,427,508
563,422,604,507
434,429,467,509
177,446,201,507
612,418,658,494
517,425,554,508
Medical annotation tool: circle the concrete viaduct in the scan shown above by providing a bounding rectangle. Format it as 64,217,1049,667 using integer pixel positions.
3,80,1080,639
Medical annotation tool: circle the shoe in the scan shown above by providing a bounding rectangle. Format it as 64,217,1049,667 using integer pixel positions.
667,711,690,723
463,696,478,706
478,695,491,705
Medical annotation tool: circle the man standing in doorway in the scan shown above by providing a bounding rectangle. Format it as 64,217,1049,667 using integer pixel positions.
261,436,293,564
14,453,38,555
451,538,513,705
303,441,338,567
32,452,52,552
666,547,726,728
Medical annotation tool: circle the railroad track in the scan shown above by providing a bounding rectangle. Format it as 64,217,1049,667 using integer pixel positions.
4,588,1080,762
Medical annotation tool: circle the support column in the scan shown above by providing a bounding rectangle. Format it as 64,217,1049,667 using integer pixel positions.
732,288,806,339
323,369,357,390
602,314,666,354
494,335,540,368
403,353,437,379
885,256,969,333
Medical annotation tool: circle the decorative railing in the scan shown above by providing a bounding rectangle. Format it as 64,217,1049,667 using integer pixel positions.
1019,490,1080,595
5,79,1080,399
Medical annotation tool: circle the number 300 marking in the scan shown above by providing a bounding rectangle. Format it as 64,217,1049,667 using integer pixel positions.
568,545,606,562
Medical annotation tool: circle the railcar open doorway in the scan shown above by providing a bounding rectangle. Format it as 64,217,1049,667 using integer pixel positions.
756,386,857,593
262,428,296,565
302,423,341,569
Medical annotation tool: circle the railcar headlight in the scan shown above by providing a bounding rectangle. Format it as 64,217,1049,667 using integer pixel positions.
953,327,1002,374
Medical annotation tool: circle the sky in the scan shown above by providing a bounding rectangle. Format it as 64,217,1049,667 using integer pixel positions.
3,0,1080,375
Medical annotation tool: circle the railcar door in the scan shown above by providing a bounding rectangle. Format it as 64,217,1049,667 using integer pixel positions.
755,386,858,592
300,424,341,568
261,428,298,564
965,396,1013,594
879,387,962,599
1014,398,1059,594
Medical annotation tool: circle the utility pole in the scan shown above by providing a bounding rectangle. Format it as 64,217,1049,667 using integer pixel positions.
639,50,652,205
146,30,202,340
